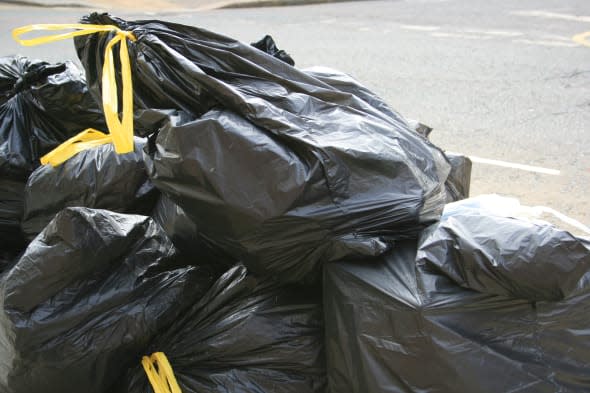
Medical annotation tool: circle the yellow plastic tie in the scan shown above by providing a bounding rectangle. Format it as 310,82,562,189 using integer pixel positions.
142,352,183,393
40,128,114,166
12,23,137,165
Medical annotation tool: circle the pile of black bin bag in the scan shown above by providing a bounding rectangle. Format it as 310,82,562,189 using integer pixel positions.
0,13,588,393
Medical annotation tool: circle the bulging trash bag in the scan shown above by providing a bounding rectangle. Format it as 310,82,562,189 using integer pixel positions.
303,69,472,203
146,106,449,283
0,207,215,393
74,14,450,282
75,14,414,128
151,194,235,273
0,55,105,252
21,137,158,240
123,264,326,393
0,55,104,179
324,203,590,393
418,198,590,301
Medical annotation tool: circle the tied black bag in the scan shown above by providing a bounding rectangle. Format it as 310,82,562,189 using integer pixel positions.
0,55,105,252
123,264,326,393
324,200,590,393
21,137,158,241
0,208,215,393
75,14,450,283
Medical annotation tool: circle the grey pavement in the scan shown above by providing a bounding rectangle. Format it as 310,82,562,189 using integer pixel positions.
1,0,589,229
0,0,363,12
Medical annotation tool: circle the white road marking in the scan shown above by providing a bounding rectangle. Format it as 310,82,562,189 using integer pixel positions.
513,38,579,47
511,10,590,23
461,29,523,37
401,21,585,48
400,25,440,31
538,34,574,42
447,153,561,175
431,32,491,40
535,206,590,235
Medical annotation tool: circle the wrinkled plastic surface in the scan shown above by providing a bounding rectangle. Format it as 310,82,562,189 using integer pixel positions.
0,55,105,252
251,35,295,66
404,120,471,203
21,137,158,240
0,248,20,276
151,194,235,273
122,264,326,393
325,205,590,392
407,119,433,139
418,202,590,301
0,179,26,252
0,55,104,179
303,66,404,121
0,207,215,393
75,14,450,282
300,74,471,201
444,152,471,202
147,106,448,283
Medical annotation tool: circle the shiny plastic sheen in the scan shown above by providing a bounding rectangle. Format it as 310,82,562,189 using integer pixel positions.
123,264,326,393
21,137,158,240
74,14,451,282
0,208,214,393
324,210,590,392
0,56,104,252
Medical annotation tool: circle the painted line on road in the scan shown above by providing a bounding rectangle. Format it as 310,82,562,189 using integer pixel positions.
461,29,523,37
513,38,579,48
538,34,574,42
431,32,491,40
572,31,590,47
400,25,440,31
447,152,561,175
511,10,590,23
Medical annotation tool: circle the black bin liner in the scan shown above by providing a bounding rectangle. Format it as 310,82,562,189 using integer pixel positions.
151,194,235,273
0,179,26,254
324,208,590,392
405,119,472,203
303,69,473,203
21,137,158,240
444,152,471,202
0,55,105,252
251,35,295,66
0,207,215,393
123,264,326,393
148,106,448,283
75,14,450,282
0,248,21,277
303,66,400,120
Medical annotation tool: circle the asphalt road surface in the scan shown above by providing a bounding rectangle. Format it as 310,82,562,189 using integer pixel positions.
1,0,589,229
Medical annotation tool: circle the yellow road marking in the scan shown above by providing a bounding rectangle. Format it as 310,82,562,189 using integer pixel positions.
572,31,590,47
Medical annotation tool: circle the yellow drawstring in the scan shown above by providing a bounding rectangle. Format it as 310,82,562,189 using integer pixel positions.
142,352,183,393
38,129,113,166
12,23,137,166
